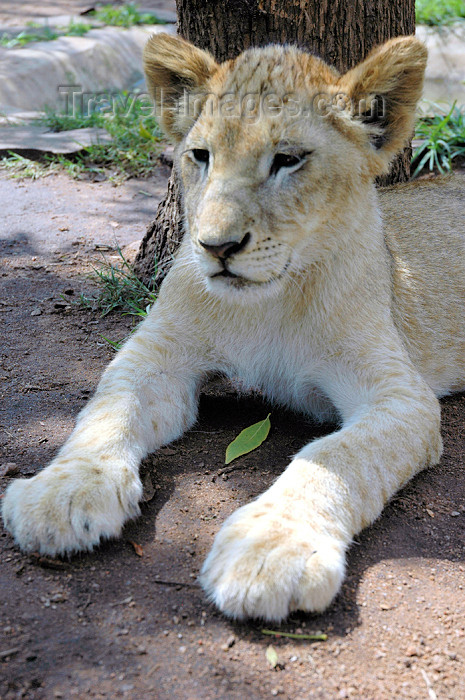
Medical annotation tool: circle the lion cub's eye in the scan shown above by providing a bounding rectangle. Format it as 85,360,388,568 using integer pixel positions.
191,148,210,166
270,152,306,176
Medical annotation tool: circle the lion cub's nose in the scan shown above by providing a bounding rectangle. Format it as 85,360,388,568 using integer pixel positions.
199,232,250,260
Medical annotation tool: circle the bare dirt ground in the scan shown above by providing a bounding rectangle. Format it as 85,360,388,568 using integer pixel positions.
0,166,464,700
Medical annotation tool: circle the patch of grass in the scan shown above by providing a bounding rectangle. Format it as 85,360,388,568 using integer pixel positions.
38,109,103,132
89,3,164,27
1,95,164,181
0,21,93,48
64,21,93,37
0,27,59,48
0,4,164,48
416,0,465,25
412,102,465,176
0,152,59,179
41,95,163,180
78,246,157,318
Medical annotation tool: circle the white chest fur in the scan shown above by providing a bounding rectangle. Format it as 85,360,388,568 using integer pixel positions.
207,296,338,421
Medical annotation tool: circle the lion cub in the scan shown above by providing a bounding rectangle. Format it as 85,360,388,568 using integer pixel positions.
3,34,465,622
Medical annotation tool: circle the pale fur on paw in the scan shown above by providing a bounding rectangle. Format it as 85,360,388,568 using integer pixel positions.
200,499,346,622
2,460,142,556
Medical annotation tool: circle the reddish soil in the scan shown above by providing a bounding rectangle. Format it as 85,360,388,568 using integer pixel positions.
0,170,464,700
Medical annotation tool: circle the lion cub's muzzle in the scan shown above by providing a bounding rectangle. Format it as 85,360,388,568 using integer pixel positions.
199,232,250,279
193,223,291,291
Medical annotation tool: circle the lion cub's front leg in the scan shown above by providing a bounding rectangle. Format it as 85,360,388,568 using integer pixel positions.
200,370,442,622
2,313,204,556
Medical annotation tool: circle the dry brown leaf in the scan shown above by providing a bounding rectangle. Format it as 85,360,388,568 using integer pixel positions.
129,541,144,557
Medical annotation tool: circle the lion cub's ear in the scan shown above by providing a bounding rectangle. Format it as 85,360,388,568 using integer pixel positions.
143,33,219,141
338,36,427,175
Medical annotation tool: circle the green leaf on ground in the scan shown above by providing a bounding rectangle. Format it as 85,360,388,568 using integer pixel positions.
225,413,271,465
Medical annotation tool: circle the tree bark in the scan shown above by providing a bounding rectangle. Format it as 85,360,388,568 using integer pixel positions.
133,0,415,286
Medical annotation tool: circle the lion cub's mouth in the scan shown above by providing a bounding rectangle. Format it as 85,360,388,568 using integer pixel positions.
208,258,291,289
210,268,249,290
212,269,238,279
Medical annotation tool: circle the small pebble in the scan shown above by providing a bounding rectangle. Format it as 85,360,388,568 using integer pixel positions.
221,635,236,651
405,645,419,657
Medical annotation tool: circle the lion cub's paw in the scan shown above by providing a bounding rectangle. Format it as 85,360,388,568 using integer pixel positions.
200,499,346,622
2,461,142,556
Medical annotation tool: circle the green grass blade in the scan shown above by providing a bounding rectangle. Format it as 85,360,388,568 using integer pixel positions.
261,629,328,641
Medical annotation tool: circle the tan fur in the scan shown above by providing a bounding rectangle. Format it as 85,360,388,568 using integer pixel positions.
3,35,464,622
143,33,218,138
381,176,465,391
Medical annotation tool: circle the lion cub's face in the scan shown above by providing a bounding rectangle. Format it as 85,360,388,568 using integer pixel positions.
144,35,427,298
179,61,354,297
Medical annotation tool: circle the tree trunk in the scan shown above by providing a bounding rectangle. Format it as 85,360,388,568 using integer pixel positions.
133,0,415,286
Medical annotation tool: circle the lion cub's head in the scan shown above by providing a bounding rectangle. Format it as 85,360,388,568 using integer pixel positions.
144,34,426,298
